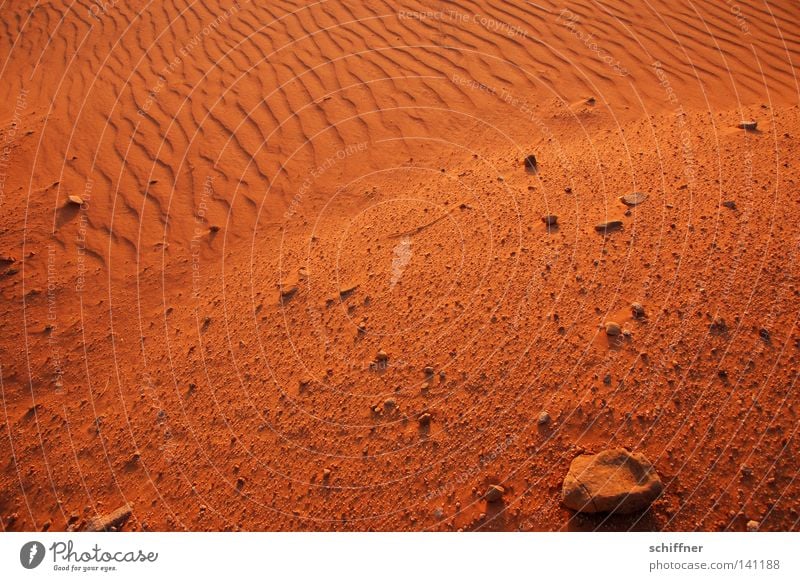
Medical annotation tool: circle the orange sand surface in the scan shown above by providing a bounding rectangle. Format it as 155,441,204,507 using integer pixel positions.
1,0,799,531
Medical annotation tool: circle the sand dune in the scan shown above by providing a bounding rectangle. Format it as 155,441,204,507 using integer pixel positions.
1,0,799,531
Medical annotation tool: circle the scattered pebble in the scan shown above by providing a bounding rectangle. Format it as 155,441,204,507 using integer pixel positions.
746,519,759,531
605,321,622,336
541,214,558,227
538,411,551,426
621,191,648,206
376,350,389,362
595,220,623,233
67,195,84,205
710,317,728,334
418,412,431,426
722,200,737,210
485,484,505,503
631,302,645,318
737,121,758,131
524,154,538,173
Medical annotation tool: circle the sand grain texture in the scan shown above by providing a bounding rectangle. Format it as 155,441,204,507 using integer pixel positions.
0,0,799,531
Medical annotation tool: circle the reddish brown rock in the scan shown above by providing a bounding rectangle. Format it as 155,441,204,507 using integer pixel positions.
85,504,133,532
562,449,662,514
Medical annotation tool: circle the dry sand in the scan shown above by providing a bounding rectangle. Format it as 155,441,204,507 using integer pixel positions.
1,0,799,531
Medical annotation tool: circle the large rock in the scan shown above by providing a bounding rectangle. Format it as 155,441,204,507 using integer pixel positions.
562,449,662,514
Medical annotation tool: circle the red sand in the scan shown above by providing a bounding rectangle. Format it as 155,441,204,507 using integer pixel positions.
1,0,799,531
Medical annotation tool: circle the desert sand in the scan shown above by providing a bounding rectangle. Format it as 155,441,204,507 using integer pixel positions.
1,0,799,531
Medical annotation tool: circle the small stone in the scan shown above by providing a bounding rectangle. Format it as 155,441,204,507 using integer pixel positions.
722,200,737,210
67,195,84,205
538,411,551,426
621,192,648,206
423,365,435,376
339,283,359,298
383,398,397,411
523,155,538,172
376,350,389,362
759,328,770,342
595,220,623,233
737,120,758,131
209,224,221,232
279,285,298,301
710,317,728,334
541,215,558,226
322,468,331,479
418,412,432,425
631,302,645,318
746,519,759,531
485,484,505,503
605,321,622,336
